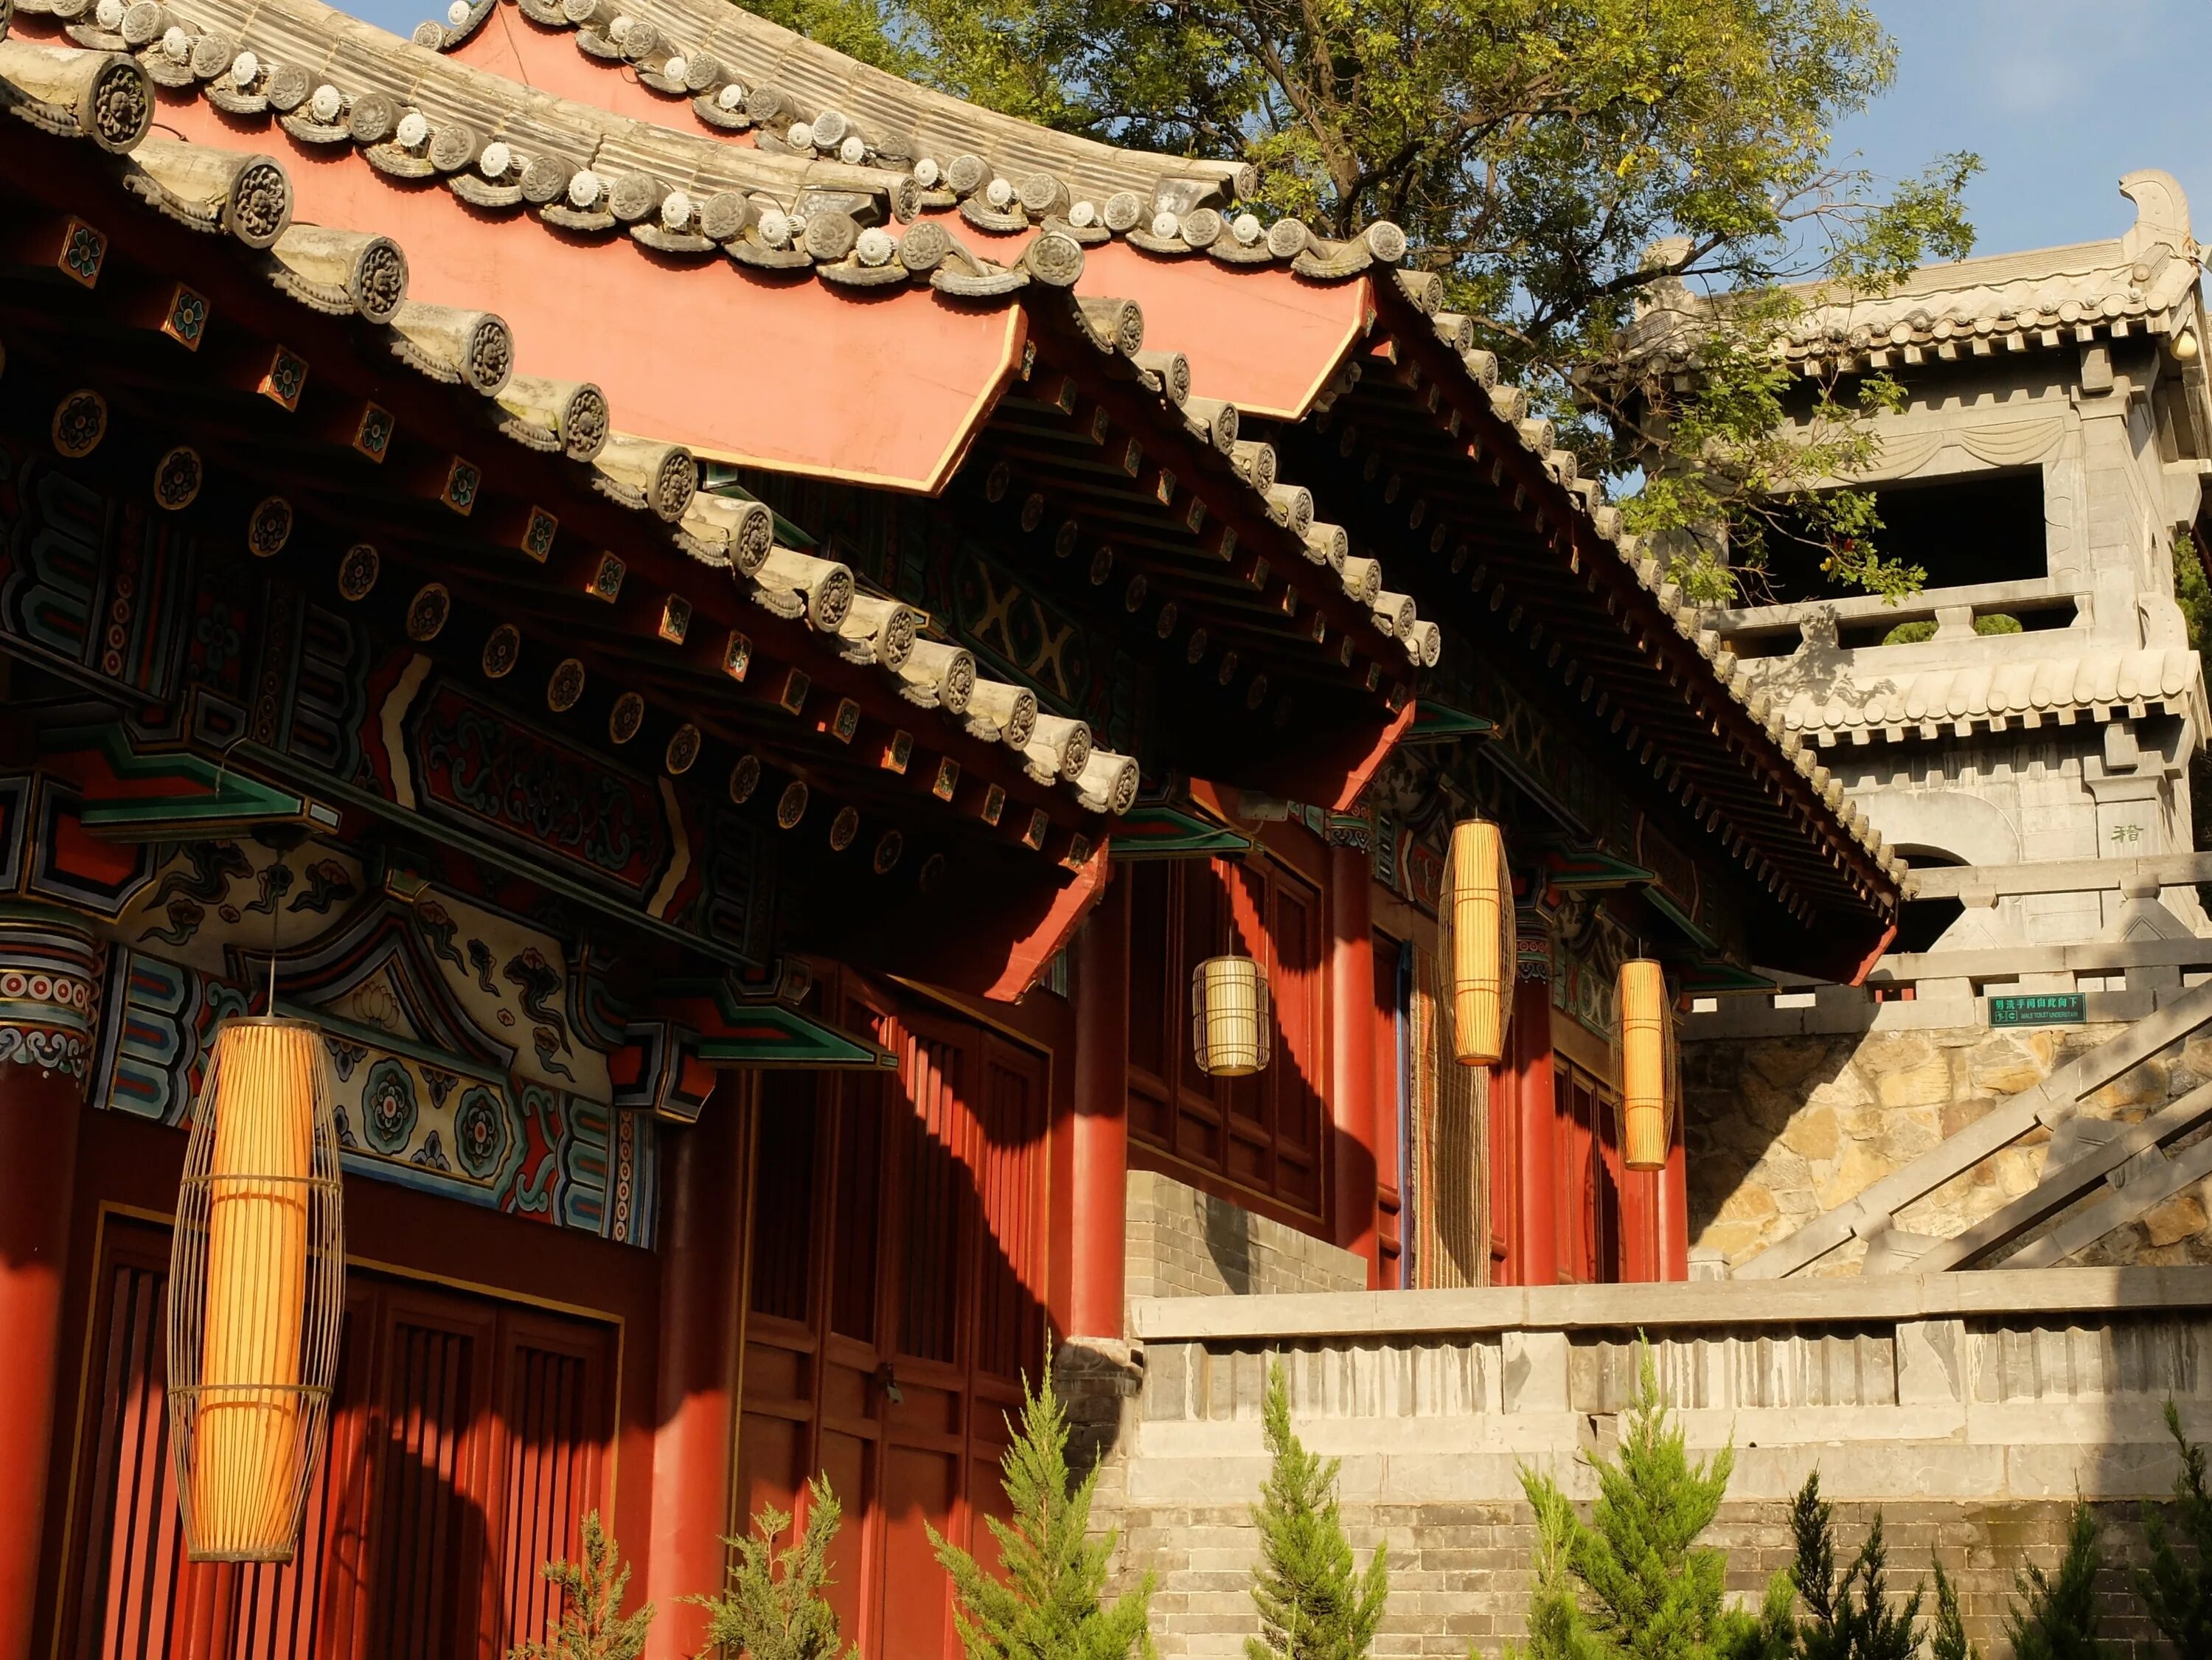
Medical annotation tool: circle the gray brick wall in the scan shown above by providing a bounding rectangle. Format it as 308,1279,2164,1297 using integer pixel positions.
1124,1168,1366,1304
1113,1497,2157,1659
1100,1269,2212,1657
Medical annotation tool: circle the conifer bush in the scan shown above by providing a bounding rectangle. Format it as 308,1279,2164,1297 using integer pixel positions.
929,1364,1155,1659
1245,1359,1389,1660
692,1476,852,1660
2003,1503,2107,1660
1507,1347,1785,1660
1929,1561,1978,1660
2135,1400,2212,1659
1786,1474,1920,1660
508,1512,655,1660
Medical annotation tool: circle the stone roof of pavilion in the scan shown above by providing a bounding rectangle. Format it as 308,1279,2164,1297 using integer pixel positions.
1618,170,2204,378
1737,645,2205,748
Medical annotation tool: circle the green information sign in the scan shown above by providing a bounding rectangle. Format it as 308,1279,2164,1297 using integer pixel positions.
1989,992,2086,1028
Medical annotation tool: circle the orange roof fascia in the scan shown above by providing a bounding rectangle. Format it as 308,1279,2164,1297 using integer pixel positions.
156,94,1021,493
1074,241,1371,420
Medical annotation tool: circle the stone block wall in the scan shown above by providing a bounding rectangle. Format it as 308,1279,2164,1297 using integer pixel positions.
1682,1021,2212,1274
1124,1167,1366,1302
1116,1495,2152,1658
1102,1271,2212,1658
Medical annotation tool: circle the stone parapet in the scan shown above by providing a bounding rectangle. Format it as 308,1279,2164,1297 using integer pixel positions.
1105,1268,2212,1657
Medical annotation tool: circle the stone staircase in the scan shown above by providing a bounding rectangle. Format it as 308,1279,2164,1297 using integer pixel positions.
1737,975,2212,1277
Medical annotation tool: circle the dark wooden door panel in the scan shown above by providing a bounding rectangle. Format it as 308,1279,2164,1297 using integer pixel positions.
877,1446,954,1660
734,983,1054,1660
65,1220,616,1660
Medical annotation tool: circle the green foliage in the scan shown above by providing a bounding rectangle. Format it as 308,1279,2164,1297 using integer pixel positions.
1622,288,1927,608
929,1366,1156,1660
692,1477,852,1660
2135,1400,2212,1659
1879,613,2019,647
790,0,1979,602
1247,1360,1389,1659
1507,1345,1784,1660
1787,1474,1920,1660
1512,1477,1599,1660
2174,532,2212,654
1927,1560,1977,1660
742,0,917,74
2004,1503,2107,1660
507,1513,654,1660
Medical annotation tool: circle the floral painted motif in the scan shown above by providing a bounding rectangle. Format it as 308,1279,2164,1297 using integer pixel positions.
361,1056,419,1155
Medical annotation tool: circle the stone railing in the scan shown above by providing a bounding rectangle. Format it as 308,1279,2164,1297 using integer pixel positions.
1688,852,2212,1040
1100,1270,2212,1657
1711,575,2081,658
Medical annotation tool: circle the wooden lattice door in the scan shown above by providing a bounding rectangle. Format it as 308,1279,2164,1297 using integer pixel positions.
737,989,1050,1659
63,1218,616,1660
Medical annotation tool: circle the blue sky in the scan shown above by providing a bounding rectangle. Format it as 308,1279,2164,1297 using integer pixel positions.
337,0,2209,264
1838,1,2211,259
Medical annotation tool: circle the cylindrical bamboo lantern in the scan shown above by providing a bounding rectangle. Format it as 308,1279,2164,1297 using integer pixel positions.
1444,820,1514,1066
1617,959,1674,1172
167,1016,345,1562
1192,955,1272,1077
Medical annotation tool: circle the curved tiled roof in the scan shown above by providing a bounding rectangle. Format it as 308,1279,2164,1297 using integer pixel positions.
4,0,1455,678
1740,647,2204,744
1621,170,2205,376
0,32,1142,824
0,0,1907,906
20,0,1409,295
422,0,1251,213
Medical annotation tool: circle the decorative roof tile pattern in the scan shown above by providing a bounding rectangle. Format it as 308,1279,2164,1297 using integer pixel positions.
1739,647,2204,745
428,0,1249,212
23,0,1410,293
0,0,1904,914
1622,170,2204,375
0,32,1141,824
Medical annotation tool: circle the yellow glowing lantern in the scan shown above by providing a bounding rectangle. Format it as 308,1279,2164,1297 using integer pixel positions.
1444,819,1514,1066
167,1016,345,1562
1192,954,1272,1077
1617,959,1675,1172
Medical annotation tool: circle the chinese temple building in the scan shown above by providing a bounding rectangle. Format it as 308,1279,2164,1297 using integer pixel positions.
0,1,1899,1653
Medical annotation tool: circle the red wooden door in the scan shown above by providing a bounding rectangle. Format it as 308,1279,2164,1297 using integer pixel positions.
737,987,1049,1659
62,1218,616,1660
1554,1060,1622,1285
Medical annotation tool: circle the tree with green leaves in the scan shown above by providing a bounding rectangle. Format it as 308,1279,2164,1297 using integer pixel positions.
1247,1359,1389,1660
2005,1503,2108,1660
2135,1400,2212,1659
1927,1561,1977,1660
692,1476,852,1660
1506,1346,1790,1660
928,1364,1155,1659
801,0,1975,602
1786,1473,1921,1660
507,1513,655,1660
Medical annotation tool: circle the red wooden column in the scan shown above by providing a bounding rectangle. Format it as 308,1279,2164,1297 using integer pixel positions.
1618,1164,1660,1283
1328,836,1380,1285
1070,875,1130,1339
1508,973,1559,1287
0,906,100,1660
644,1080,753,1660
1658,1111,1690,1282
